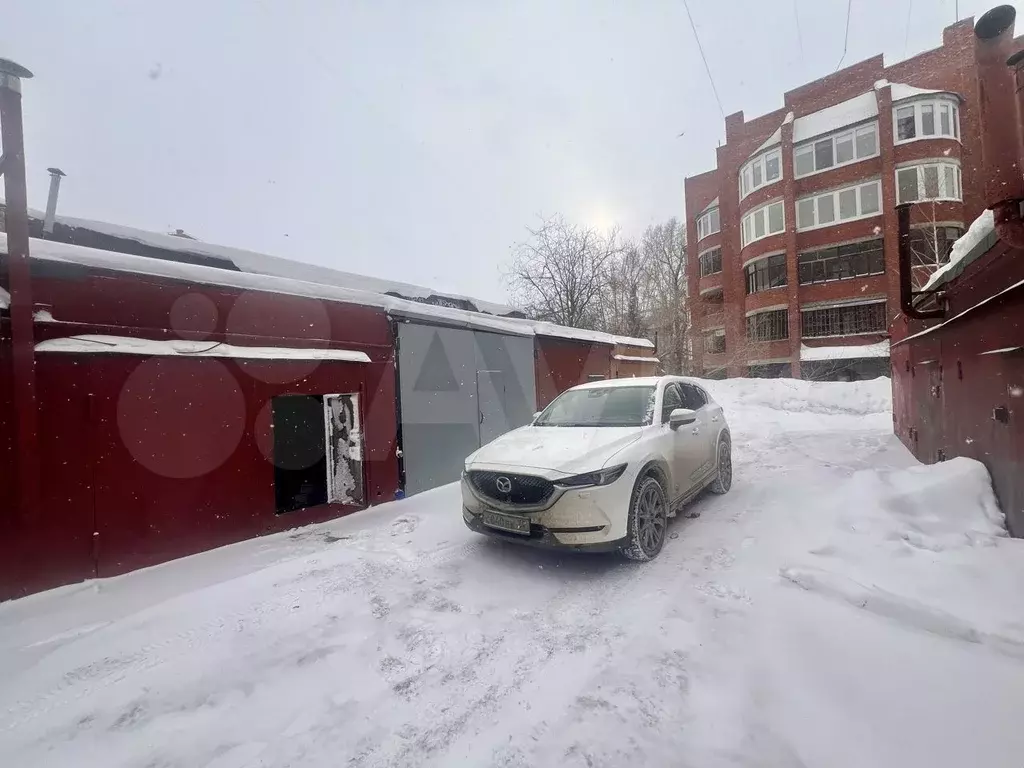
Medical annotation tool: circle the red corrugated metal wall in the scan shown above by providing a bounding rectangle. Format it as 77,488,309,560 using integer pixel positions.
0,265,401,600
893,242,1023,535
534,336,612,408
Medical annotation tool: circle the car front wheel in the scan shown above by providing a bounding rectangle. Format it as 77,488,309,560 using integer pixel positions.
622,475,668,561
709,438,732,495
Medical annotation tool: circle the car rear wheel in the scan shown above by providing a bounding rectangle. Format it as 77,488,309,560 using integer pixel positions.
622,475,668,561
709,438,732,495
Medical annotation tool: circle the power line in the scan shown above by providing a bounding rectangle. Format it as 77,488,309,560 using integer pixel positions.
834,0,854,72
682,0,726,120
904,0,914,57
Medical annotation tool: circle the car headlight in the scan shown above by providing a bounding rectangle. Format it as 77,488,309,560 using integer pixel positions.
554,463,627,488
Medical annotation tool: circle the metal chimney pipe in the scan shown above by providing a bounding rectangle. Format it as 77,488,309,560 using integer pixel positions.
0,56,42,522
974,6,1024,247
42,166,65,236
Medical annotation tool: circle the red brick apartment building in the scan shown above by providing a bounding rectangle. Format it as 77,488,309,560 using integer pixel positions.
685,18,986,379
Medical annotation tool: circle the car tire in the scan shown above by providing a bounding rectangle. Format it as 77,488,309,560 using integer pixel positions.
622,474,668,562
709,437,732,495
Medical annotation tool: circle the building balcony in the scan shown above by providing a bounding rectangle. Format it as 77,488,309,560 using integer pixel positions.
698,271,723,295
745,286,789,312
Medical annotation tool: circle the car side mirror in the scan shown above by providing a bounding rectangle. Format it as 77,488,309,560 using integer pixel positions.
532,411,542,421
669,408,697,429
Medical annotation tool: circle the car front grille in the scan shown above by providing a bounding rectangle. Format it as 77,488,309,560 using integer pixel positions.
468,471,554,506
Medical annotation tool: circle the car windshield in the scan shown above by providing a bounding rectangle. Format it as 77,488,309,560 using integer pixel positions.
535,385,655,427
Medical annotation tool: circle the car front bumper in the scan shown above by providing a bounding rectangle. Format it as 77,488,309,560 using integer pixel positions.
460,470,634,551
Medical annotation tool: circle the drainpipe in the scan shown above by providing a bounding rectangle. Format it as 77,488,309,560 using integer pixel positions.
974,6,1024,247
897,203,945,320
0,57,40,521
42,167,65,236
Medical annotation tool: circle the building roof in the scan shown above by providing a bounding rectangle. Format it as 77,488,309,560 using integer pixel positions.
3,203,522,319
792,91,878,144
746,81,955,161
0,233,654,349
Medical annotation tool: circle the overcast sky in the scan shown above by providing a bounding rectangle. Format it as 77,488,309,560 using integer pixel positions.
2,0,1015,304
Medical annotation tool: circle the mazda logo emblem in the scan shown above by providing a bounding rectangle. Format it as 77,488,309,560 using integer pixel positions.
495,476,512,494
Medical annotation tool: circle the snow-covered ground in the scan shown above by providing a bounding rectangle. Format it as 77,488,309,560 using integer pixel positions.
2,377,1023,767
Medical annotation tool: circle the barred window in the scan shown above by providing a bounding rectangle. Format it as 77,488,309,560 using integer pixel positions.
704,330,726,354
801,302,886,337
747,309,789,342
798,239,884,285
698,247,722,277
745,253,787,294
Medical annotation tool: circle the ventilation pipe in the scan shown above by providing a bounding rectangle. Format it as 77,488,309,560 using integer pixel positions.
42,166,64,236
974,6,1024,247
897,203,944,319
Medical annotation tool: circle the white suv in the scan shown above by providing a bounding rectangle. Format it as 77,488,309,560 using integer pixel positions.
461,376,731,560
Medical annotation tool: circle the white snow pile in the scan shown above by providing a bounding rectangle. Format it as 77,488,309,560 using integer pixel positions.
923,208,995,291
2,376,1024,767
0,284,9,309
702,374,892,416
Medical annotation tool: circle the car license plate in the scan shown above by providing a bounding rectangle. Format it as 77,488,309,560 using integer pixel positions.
482,509,531,535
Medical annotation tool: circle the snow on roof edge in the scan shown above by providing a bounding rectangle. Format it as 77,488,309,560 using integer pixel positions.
613,354,660,362
800,340,890,361
792,91,878,144
751,125,783,156
921,209,996,292
35,335,373,362
1,234,653,348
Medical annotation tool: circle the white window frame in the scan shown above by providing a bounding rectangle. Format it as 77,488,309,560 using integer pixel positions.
795,180,883,232
793,121,880,179
893,96,961,145
740,147,783,200
697,246,723,277
696,207,720,242
740,200,785,248
895,161,962,204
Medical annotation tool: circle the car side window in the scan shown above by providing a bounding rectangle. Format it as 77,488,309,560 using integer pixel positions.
661,384,682,423
679,383,706,411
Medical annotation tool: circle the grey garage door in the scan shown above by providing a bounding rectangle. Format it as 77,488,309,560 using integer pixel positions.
397,322,536,496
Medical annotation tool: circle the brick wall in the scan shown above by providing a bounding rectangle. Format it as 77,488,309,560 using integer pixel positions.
684,16,982,380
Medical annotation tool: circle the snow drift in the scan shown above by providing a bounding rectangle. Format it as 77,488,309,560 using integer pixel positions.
700,375,893,416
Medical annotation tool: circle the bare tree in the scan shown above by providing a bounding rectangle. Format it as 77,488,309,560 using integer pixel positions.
506,215,623,329
641,218,691,374
909,202,961,291
602,240,651,338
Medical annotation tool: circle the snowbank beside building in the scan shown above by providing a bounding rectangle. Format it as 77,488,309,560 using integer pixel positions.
700,375,893,416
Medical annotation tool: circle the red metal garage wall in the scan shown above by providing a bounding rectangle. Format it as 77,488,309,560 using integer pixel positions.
534,336,612,408
894,242,1024,535
0,264,401,599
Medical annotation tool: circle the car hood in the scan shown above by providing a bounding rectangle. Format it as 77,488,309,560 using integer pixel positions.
467,425,644,475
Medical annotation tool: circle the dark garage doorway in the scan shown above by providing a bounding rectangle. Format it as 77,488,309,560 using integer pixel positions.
272,395,328,513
